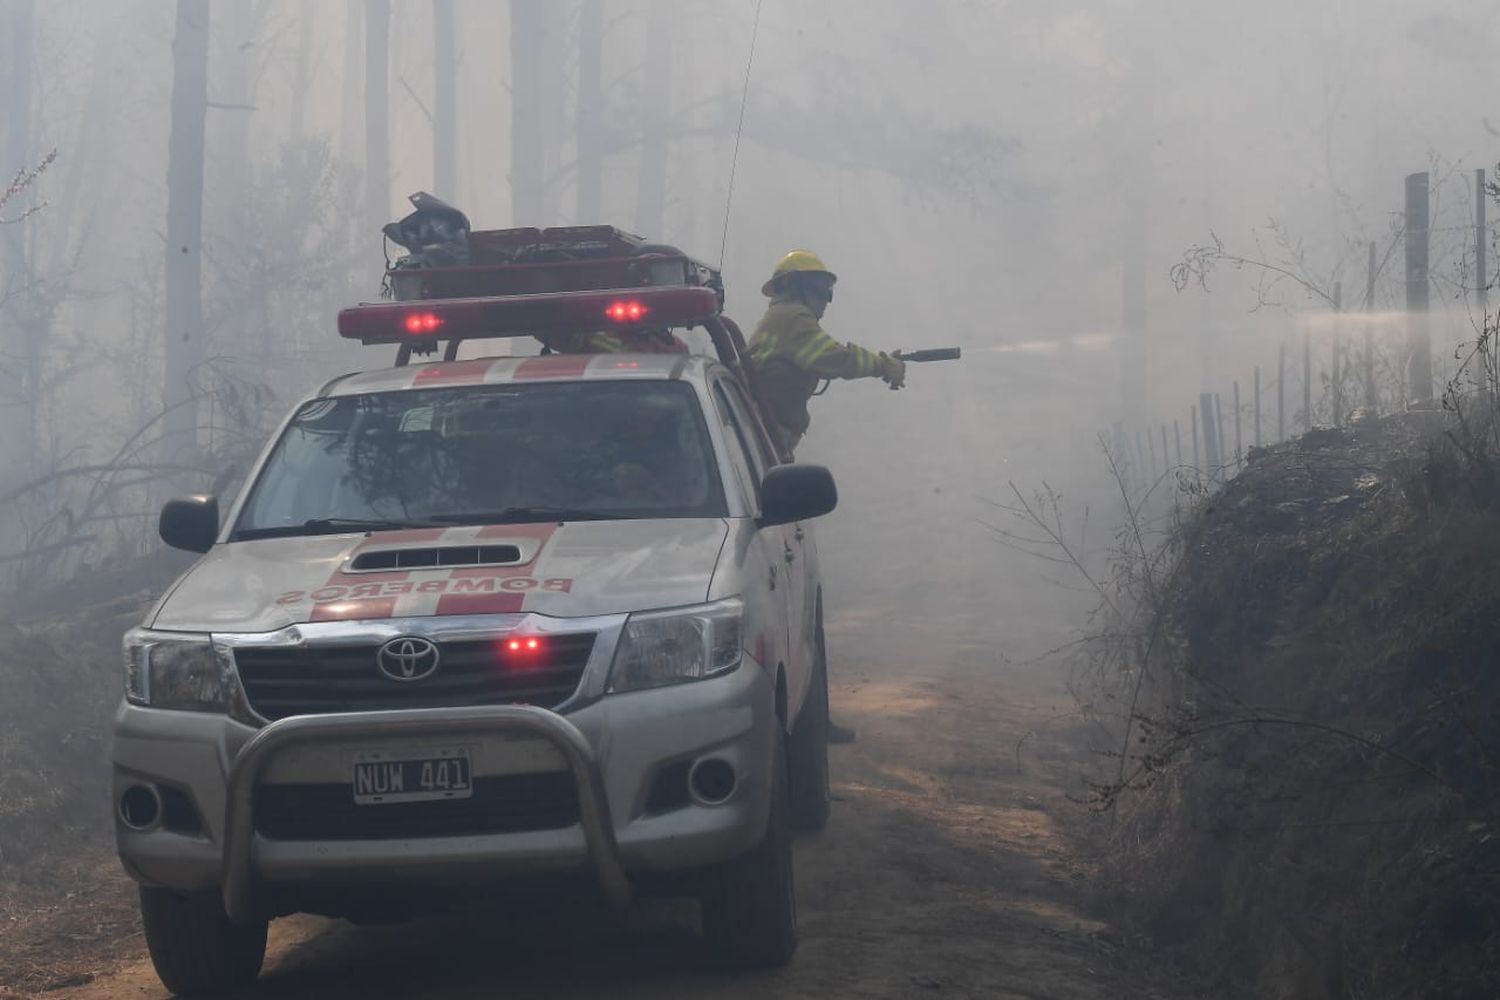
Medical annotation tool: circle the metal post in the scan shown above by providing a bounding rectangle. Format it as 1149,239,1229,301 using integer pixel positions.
1277,341,1286,441
1145,429,1157,480
1254,365,1262,447
1333,340,1343,424
1232,380,1242,462
1332,281,1342,425
1365,240,1377,410
1160,424,1170,474
1303,331,1312,430
1190,404,1200,469
1174,418,1183,467
1406,171,1432,404
1200,394,1219,468
1215,393,1227,465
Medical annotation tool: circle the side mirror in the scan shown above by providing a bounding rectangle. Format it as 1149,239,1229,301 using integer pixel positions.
159,496,219,553
758,465,837,528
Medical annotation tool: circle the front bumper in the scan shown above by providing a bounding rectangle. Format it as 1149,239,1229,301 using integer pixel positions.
112,658,775,920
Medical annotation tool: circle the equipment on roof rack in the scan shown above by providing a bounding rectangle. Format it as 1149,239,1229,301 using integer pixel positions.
382,191,471,274
344,199,729,366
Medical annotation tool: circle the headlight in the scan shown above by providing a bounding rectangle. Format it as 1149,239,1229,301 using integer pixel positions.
608,598,744,693
123,629,229,712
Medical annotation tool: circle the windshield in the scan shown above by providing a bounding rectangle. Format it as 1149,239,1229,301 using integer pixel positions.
231,380,726,540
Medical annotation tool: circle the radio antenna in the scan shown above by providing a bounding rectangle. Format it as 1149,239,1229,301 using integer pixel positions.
717,0,765,271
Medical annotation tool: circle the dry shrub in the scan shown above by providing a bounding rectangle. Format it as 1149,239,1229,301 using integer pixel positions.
0,596,150,880
1065,412,1500,1000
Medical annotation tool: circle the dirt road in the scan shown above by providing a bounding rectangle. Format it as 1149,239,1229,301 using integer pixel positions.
49,357,1195,999
60,619,1180,999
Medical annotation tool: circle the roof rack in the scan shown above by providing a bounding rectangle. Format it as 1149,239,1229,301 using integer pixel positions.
336,222,785,457
337,225,731,365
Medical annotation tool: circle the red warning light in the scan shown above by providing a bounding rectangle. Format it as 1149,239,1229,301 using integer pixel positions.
403,312,444,334
507,637,542,653
604,300,647,323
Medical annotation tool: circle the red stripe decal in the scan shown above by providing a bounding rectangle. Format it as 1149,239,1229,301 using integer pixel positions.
413,359,497,385
513,355,593,380
310,598,399,621
434,592,526,616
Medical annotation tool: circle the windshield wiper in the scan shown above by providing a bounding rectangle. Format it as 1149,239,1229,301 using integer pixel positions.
425,506,632,525
232,517,437,541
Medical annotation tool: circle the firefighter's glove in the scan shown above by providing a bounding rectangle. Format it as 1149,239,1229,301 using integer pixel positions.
880,353,907,390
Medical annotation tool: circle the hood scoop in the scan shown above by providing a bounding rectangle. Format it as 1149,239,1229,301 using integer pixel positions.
348,544,523,572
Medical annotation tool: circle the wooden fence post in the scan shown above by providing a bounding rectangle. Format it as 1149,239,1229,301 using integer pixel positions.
1199,393,1220,469
1254,365,1262,447
1191,404,1200,469
1277,341,1286,440
1233,380,1242,462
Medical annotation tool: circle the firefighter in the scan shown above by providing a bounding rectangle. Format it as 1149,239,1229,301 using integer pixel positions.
747,249,905,458
749,250,899,745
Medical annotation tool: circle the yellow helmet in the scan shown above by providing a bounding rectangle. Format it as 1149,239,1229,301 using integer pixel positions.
761,249,837,297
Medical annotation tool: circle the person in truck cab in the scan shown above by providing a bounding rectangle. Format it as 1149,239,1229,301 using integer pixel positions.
747,249,906,457
536,326,689,355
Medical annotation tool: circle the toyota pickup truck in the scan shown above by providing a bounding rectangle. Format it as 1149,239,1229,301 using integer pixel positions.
112,224,836,995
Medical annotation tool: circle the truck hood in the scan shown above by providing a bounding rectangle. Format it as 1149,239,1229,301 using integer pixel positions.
148,519,731,633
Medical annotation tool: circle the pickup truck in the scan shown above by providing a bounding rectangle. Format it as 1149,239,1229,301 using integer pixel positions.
112,225,837,995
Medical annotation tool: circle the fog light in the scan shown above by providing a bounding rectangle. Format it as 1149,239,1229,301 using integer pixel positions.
119,785,163,831
688,758,737,805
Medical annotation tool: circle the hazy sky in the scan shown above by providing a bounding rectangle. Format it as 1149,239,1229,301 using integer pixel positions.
6,0,1500,476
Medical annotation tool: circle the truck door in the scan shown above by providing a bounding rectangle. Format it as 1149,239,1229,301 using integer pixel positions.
712,380,811,712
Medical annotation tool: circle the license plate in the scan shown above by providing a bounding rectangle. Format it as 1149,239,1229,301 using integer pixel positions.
352,747,473,804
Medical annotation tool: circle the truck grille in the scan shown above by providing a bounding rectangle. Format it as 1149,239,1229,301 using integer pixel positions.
253,773,580,840
233,634,595,721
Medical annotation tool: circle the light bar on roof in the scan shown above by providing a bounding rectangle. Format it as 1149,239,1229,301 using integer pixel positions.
337,286,719,344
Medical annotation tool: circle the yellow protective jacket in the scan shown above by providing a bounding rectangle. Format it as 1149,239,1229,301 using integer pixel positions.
747,296,886,445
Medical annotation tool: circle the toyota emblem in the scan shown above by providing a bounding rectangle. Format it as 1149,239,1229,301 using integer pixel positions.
376,636,441,682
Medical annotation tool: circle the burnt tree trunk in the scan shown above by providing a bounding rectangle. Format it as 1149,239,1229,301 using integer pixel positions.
364,0,391,236
509,0,547,224
340,0,362,161
433,0,458,200
575,0,604,223
162,0,211,460
0,0,36,487
634,0,673,238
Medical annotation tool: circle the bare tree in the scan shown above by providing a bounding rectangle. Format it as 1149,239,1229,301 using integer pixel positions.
340,0,362,162
162,0,212,460
288,5,318,141
509,0,548,224
575,0,604,223
364,0,390,235
433,0,457,200
633,0,673,237
0,0,37,488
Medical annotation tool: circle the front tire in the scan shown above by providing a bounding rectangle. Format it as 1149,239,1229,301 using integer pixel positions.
787,623,832,832
700,729,798,969
139,887,267,997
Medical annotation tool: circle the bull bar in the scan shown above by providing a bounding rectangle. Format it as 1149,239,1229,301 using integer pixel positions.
221,705,630,923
